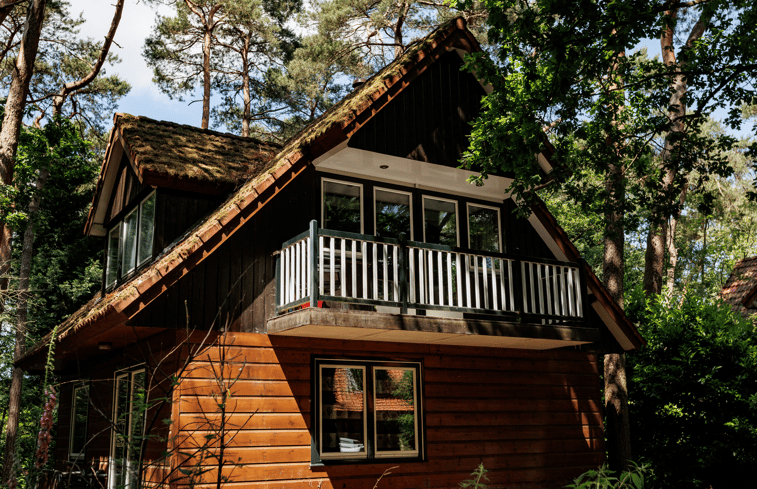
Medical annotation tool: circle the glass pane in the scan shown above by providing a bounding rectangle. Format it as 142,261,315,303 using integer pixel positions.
127,371,146,488
71,384,89,456
375,189,411,239
106,226,120,288
113,375,130,489
323,181,361,233
320,366,366,456
468,205,500,252
121,210,138,275
137,194,156,266
374,368,417,454
424,197,457,246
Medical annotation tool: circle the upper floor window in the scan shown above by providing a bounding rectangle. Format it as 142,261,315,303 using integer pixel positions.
106,192,156,289
322,179,362,234
423,196,458,246
375,188,412,240
467,203,501,252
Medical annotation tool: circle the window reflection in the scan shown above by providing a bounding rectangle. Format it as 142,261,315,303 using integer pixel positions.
320,366,367,457
468,204,501,252
323,180,362,233
375,189,411,239
374,368,417,455
424,197,457,246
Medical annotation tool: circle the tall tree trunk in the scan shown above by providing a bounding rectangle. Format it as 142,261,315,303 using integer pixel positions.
603,160,632,473
0,0,46,316
663,185,687,301
241,35,250,138
0,1,47,481
643,7,709,297
202,26,211,129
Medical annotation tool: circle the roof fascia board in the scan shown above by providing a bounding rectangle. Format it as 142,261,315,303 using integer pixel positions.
85,125,124,237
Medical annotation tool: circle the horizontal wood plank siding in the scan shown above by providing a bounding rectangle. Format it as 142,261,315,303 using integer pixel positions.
173,332,604,489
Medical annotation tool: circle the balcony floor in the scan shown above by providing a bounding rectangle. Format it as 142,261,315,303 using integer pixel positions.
266,307,598,350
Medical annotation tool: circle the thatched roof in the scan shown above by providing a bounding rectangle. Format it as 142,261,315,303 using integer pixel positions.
117,114,280,190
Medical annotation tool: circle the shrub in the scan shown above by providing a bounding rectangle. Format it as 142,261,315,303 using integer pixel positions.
626,289,757,488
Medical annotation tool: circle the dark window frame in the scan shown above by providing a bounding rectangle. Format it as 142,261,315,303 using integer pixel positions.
69,381,90,460
311,357,425,466
105,190,156,290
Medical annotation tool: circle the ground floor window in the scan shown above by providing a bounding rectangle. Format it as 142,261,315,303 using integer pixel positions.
69,381,90,460
109,369,146,489
314,358,423,463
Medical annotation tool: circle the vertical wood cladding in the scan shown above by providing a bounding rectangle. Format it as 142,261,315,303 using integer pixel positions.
153,190,224,255
128,167,317,331
175,332,604,489
504,199,556,260
349,51,485,168
106,154,149,222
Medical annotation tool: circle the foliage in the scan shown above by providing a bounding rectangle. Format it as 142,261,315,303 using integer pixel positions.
565,462,650,489
459,463,489,489
454,0,757,226
625,289,757,489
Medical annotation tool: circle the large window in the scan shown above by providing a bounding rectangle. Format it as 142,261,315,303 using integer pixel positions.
314,358,422,463
374,188,412,240
106,192,156,289
109,369,146,489
423,196,458,246
467,203,501,252
322,179,362,234
69,382,90,460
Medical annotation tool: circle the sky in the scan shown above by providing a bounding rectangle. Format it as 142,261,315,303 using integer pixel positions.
68,0,204,130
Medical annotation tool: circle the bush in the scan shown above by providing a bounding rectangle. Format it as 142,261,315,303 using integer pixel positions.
565,462,650,489
626,289,757,488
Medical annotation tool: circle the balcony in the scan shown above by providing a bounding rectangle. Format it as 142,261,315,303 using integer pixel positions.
268,221,598,349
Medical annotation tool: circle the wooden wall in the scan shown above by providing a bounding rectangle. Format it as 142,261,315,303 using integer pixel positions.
106,154,150,223
349,50,485,168
153,189,224,253
173,332,604,489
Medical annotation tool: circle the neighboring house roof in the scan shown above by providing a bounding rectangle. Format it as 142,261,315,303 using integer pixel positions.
17,17,643,371
720,256,757,319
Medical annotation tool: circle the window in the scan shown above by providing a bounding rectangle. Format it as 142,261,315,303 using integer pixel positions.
375,188,412,240
105,192,156,289
467,203,501,252
109,369,146,489
322,179,362,233
69,382,89,460
314,359,422,463
423,196,458,246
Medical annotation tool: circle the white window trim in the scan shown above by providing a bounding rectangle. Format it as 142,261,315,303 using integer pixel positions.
121,208,138,276
106,190,156,289
69,382,89,460
106,224,121,289
318,363,368,461
321,178,364,234
108,368,147,489
421,195,459,247
374,187,413,240
466,202,502,252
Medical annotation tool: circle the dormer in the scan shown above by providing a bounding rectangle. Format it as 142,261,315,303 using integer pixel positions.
87,114,280,290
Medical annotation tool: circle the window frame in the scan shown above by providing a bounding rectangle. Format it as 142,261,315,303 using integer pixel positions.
466,202,502,253
321,178,364,234
108,367,147,489
69,381,90,460
105,190,156,290
422,195,460,247
313,357,424,465
373,187,413,240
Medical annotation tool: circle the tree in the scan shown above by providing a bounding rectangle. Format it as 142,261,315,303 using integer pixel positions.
454,0,757,470
144,0,229,129
210,0,299,137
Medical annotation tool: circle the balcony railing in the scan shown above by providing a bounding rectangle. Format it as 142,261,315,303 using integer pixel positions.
276,221,587,324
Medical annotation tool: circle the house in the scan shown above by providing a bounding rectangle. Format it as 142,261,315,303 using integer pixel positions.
18,17,644,489
720,256,757,320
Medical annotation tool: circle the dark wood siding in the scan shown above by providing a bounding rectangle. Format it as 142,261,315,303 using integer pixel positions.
153,189,224,254
504,199,556,260
128,166,317,332
175,332,604,489
106,154,149,223
349,50,485,168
